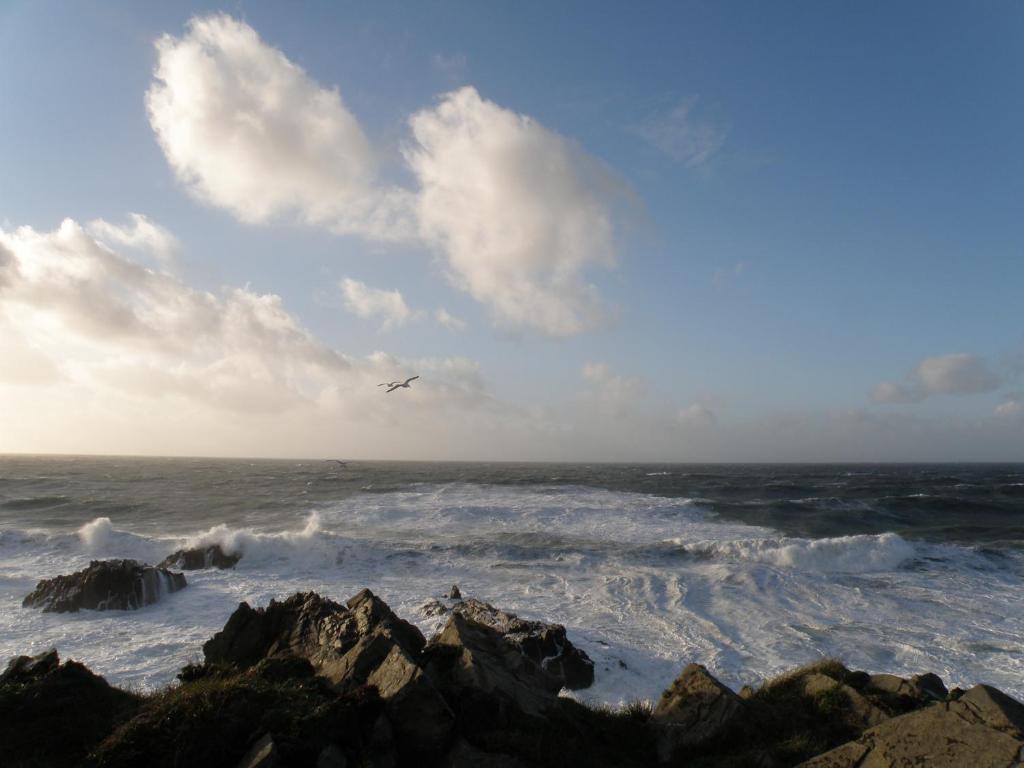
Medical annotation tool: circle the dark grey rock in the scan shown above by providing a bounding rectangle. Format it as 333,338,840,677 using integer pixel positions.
22,559,186,612
159,544,240,570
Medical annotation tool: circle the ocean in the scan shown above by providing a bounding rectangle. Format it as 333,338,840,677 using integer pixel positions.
1,456,1022,704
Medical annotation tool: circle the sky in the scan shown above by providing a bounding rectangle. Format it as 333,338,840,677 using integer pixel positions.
0,0,1022,461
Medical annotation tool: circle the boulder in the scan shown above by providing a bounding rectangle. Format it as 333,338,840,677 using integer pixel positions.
203,590,426,681
802,672,888,729
159,544,241,570
22,559,187,612
441,739,532,767
866,671,948,703
0,650,140,767
799,683,1024,767
651,663,744,761
424,613,562,718
448,585,462,600
446,598,594,690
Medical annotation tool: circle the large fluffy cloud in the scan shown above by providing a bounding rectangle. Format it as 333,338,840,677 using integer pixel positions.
340,278,413,330
147,16,622,336
406,87,618,336
873,353,1000,403
146,14,414,239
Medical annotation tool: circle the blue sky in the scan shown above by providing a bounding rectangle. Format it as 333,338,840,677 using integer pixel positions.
1,1,1021,460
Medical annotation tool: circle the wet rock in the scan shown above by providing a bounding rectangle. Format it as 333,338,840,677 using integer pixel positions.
420,599,450,618
448,584,462,600
159,544,241,570
652,663,744,761
799,683,1024,767
424,613,562,718
0,650,140,768
22,559,187,612
447,598,594,690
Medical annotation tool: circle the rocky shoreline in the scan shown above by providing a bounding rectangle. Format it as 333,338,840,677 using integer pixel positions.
5,572,1024,767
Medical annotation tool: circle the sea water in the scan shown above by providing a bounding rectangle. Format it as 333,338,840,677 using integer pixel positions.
1,457,1022,704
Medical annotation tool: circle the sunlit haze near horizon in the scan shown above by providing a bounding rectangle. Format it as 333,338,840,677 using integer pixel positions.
1,1,1022,461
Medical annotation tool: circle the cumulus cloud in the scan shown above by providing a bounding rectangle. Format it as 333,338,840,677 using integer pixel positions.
995,398,1023,418
434,307,465,331
340,278,413,330
874,353,1000,403
146,14,414,239
633,97,728,168
87,213,179,267
407,87,619,335
147,17,625,337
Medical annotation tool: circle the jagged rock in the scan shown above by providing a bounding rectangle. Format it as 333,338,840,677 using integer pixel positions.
448,585,462,600
203,590,425,679
22,559,187,612
367,644,454,756
652,663,744,761
446,598,594,690
425,613,562,718
0,650,140,768
802,672,888,729
159,544,241,570
799,684,1024,767
236,733,278,768
0,648,60,685
421,599,450,618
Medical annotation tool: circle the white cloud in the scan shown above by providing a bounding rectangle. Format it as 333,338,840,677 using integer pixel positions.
87,213,179,267
581,362,647,418
995,398,1023,418
633,97,727,168
147,18,626,338
434,307,465,331
146,14,414,240
874,353,1000,403
406,86,619,336
340,278,413,330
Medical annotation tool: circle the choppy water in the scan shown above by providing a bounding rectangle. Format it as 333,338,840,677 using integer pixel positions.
1,456,1022,704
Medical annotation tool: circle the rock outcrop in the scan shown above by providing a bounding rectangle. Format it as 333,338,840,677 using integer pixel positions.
159,544,240,570
800,683,1024,767
22,559,187,612
651,663,745,761
0,650,140,767
204,589,452,758
436,597,594,690
424,612,563,718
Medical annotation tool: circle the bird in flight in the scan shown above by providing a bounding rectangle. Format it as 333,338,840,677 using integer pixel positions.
377,381,400,388
384,375,419,393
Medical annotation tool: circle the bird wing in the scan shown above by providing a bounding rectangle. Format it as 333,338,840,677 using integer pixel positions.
403,375,420,385
386,385,400,392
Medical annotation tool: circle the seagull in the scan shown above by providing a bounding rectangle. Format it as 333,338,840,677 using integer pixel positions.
325,459,348,468
377,381,401,388
385,375,419,393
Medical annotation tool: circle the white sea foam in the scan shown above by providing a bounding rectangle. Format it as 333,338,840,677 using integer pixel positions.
1,484,1022,707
